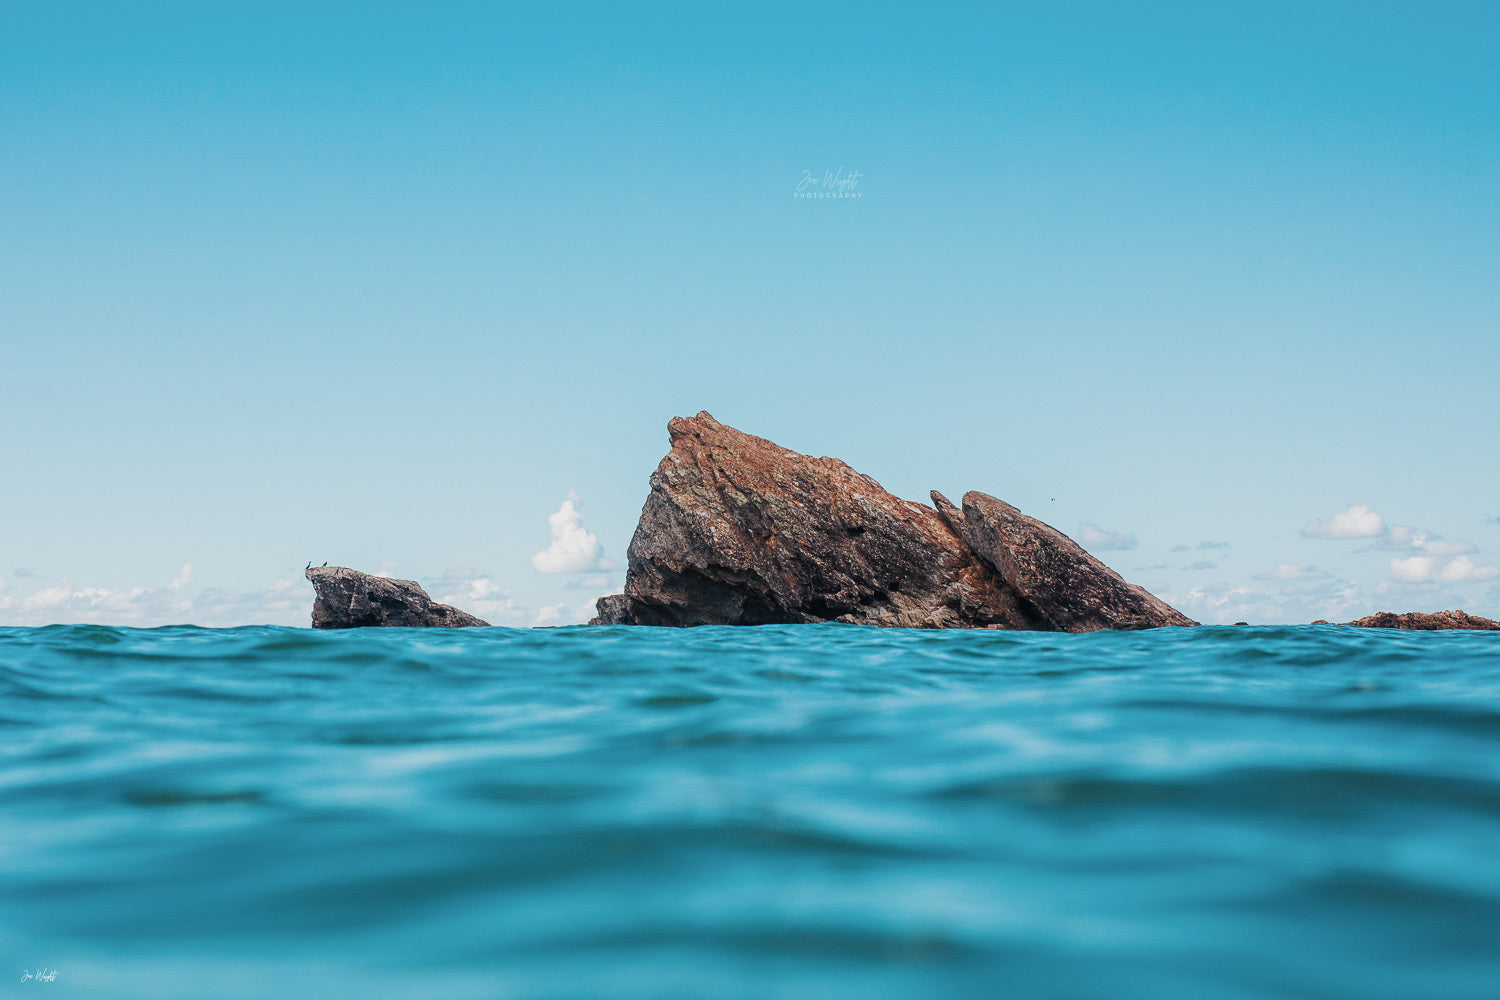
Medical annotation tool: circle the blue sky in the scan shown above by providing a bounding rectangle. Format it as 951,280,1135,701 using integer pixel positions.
3,2,1498,626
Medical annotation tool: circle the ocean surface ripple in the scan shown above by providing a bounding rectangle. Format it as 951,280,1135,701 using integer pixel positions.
3,623,1499,998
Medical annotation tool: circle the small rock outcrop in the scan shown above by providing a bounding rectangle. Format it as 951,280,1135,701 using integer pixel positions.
1343,610,1500,631
306,566,488,628
592,412,1194,631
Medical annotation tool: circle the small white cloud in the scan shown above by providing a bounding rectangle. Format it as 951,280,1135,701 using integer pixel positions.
1303,504,1386,539
1182,585,1257,612
1371,525,1476,555
1418,538,1478,556
532,590,615,627
22,585,74,612
531,498,607,574
169,563,194,591
1378,525,1423,550
1253,564,1330,582
1388,556,1436,583
565,573,614,590
1077,524,1137,552
1388,555,1499,585
431,573,525,624
1175,576,1365,625
534,602,568,625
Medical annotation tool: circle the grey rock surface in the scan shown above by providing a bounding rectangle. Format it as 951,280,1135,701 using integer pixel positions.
306,565,488,628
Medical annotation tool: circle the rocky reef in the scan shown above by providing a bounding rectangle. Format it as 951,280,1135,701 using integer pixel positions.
306,566,488,628
1341,610,1500,631
592,412,1195,631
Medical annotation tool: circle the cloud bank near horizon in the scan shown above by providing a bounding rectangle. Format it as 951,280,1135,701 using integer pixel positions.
0,563,609,629
1303,504,1386,540
0,566,309,628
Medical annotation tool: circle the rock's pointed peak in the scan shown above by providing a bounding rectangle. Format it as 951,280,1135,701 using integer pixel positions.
959,491,1101,568
666,411,799,456
668,410,725,443
960,491,1023,521
929,491,965,534
662,412,874,485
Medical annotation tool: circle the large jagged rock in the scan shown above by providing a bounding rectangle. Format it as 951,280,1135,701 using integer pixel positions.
957,492,1197,631
591,414,1033,628
1343,610,1500,631
306,566,488,628
592,412,1193,631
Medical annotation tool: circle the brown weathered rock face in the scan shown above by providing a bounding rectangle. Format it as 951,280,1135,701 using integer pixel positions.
958,492,1197,632
306,566,488,628
593,412,1193,631
1343,610,1500,631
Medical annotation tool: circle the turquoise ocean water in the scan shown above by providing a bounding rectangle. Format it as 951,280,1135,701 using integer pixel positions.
3,623,1498,998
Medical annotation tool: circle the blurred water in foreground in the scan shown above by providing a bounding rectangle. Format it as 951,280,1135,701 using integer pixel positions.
3,623,1498,999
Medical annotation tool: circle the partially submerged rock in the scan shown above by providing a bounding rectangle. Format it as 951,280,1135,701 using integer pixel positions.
593,412,1193,632
958,491,1196,631
1343,610,1500,631
306,566,488,629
